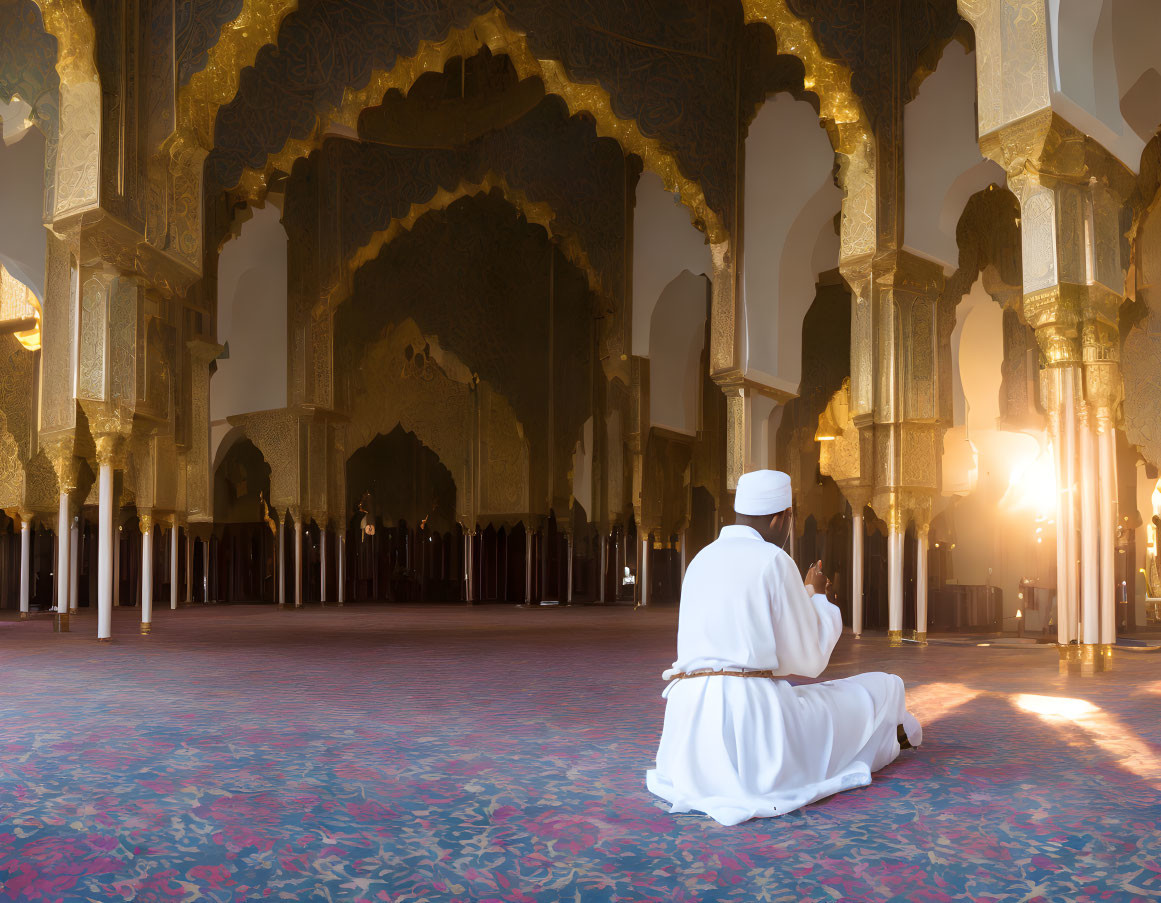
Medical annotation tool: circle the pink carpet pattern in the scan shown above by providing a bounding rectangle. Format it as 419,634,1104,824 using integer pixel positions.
1,605,1159,902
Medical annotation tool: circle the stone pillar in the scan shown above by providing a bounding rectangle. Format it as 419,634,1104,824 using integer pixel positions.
69,517,79,614
292,507,303,608
851,510,865,637
277,514,286,608
96,445,116,640
638,534,650,607
679,529,689,582
169,519,179,610
320,523,328,605
464,529,474,604
1078,403,1100,645
56,495,70,630
916,524,929,644
47,441,77,631
1097,409,1117,644
113,516,121,606
18,512,31,620
201,538,209,604
139,513,153,634
337,530,346,606
887,507,904,645
1060,369,1081,642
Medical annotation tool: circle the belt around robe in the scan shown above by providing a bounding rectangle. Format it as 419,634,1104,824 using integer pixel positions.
665,668,781,681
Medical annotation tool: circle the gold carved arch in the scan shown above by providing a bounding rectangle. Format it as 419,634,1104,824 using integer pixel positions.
168,1,300,157
739,0,876,260
326,172,602,318
229,7,724,244
30,0,96,82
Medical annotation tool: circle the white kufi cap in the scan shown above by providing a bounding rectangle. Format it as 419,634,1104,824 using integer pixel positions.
734,469,793,516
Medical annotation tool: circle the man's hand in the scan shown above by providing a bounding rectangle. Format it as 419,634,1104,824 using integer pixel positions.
805,560,829,595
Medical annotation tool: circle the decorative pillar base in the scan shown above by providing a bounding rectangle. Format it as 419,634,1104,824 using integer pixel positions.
140,622,152,635
913,631,928,645
888,629,903,646
19,612,29,621
1058,644,1081,675
1098,643,1114,672
278,603,287,610
96,636,112,643
54,612,70,633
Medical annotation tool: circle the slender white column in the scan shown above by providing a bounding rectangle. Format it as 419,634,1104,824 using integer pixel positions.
1097,413,1117,644
201,538,209,604
97,459,114,640
1062,370,1080,641
1079,403,1100,645
56,492,70,628
337,531,346,606
679,529,689,582
170,521,179,609
887,517,904,643
916,525,929,643
851,511,864,637
1050,393,1071,645
140,514,153,634
464,530,473,603
638,535,650,607
320,525,328,605
112,518,121,607
69,518,79,613
293,509,303,607
18,514,30,619
524,529,534,603
277,517,286,607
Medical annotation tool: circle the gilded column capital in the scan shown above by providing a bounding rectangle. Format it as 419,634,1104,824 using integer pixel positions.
138,511,154,534
288,505,302,524
44,436,79,494
94,432,128,469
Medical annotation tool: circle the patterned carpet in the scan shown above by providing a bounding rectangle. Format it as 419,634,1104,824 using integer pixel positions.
1,604,1159,902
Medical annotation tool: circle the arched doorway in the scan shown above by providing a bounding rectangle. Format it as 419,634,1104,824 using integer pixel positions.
212,437,275,602
345,425,460,602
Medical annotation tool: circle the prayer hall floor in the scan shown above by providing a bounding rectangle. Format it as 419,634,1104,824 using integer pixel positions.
1,605,1159,902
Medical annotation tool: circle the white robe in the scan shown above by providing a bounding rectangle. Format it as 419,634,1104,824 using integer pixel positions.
646,524,921,825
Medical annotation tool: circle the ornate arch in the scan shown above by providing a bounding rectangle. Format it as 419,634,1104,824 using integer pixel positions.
328,173,601,317
224,7,724,244
739,0,876,259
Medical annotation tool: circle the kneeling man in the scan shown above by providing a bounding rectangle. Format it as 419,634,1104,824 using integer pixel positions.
647,469,921,825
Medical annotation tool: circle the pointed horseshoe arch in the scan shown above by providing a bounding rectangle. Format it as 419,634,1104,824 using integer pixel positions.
228,7,725,244
323,172,603,317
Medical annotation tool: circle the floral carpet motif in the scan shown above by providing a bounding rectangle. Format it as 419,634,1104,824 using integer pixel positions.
1,605,1159,902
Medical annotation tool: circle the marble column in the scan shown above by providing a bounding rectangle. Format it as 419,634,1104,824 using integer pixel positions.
169,520,179,609
69,517,79,614
464,529,474,603
887,511,904,645
679,529,689,582
139,513,153,634
56,493,70,630
320,524,328,605
638,535,650,607
1061,371,1081,642
1078,403,1100,645
1097,410,1118,645
277,515,286,608
292,508,303,608
851,510,864,637
18,512,30,620
916,524,929,644
201,538,209,604
112,518,121,607
96,447,115,641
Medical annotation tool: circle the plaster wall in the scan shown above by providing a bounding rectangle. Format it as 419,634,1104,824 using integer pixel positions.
631,172,710,359
742,94,841,394
0,126,45,298
904,42,1004,269
648,271,708,436
211,204,289,461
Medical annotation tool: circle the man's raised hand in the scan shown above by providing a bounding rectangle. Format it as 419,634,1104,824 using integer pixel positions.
805,560,828,595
